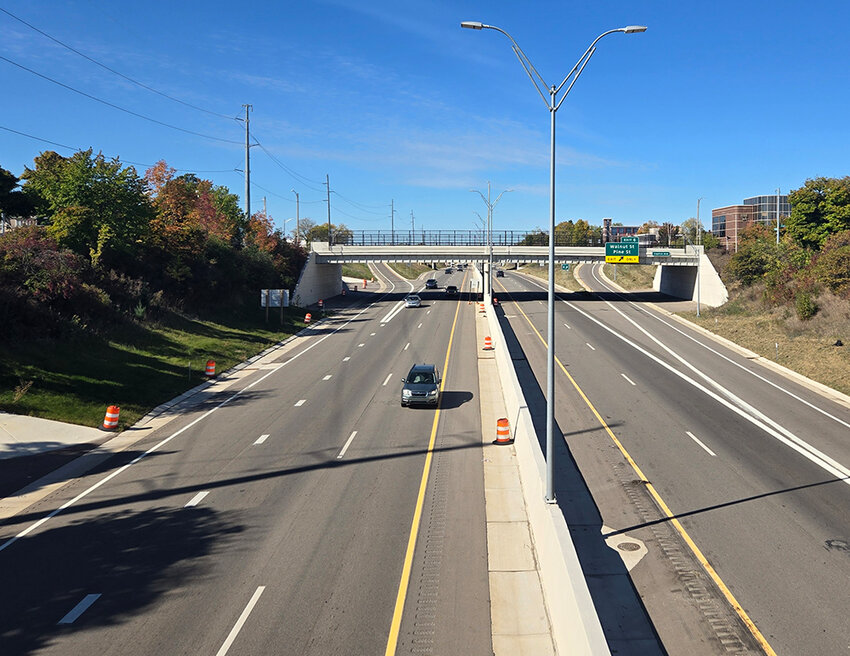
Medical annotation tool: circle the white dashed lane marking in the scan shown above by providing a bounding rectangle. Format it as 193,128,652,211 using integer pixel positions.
184,491,209,508
58,594,101,625
295,400,306,407
254,434,270,445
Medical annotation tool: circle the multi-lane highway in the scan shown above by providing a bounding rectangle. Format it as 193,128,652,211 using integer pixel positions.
494,263,850,656
0,264,492,655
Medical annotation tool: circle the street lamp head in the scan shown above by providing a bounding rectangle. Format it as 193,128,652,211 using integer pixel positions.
622,25,647,33
460,21,484,30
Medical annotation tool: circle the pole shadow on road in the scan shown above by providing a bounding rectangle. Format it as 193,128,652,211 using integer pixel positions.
495,304,665,653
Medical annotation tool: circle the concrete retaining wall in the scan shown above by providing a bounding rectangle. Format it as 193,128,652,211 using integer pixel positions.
292,252,342,307
654,247,728,307
479,266,610,655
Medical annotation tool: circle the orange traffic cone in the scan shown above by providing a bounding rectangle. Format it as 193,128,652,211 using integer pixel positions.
205,360,216,378
493,417,513,445
102,405,120,431
483,336,493,350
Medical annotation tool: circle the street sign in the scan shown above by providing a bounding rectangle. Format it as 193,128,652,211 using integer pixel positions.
652,251,671,257
605,242,639,263
561,263,570,271
621,236,639,243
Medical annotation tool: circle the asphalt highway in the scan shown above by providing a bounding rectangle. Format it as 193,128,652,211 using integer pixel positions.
0,264,491,655
494,264,850,656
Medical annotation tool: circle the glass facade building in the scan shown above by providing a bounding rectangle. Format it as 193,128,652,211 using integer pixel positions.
711,194,790,250
743,195,790,225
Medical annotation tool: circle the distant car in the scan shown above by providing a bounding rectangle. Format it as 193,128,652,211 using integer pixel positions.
425,278,438,289
496,269,504,277
445,267,453,274
405,294,422,308
445,285,458,296
401,364,441,407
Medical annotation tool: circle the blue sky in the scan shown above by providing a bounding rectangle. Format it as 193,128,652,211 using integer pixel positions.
3,1,850,235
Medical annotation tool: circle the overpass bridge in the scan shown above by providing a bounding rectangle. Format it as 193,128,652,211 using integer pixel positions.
291,231,726,309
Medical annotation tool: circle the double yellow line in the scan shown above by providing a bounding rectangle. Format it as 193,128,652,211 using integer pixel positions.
496,278,777,656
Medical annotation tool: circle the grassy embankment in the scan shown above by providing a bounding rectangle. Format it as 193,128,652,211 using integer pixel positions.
599,263,850,397
0,307,306,430
387,262,433,279
341,263,373,280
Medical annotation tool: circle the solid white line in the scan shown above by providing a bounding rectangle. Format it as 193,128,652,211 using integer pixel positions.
0,292,383,556
382,373,393,386
621,374,636,386
215,586,266,656
686,431,717,457
586,343,596,351
323,375,332,380
404,343,410,350
254,434,269,445
58,594,101,624
294,399,305,407
337,431,358,459
343,356,350,362
184,491,209,507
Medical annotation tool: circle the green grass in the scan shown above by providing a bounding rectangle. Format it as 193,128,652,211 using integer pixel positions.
602,263,657,290
0,306,306,430
341,263,373,280
516,264,585,292
387,262,433,279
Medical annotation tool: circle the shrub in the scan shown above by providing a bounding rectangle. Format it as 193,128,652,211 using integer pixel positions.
795,291,818,320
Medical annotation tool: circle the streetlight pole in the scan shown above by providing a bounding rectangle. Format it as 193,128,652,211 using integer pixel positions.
697,197,703,245
462,20,646,502
291,189,300,245
472,181,511,299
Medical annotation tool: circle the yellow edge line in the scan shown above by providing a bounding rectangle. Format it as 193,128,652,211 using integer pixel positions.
497,279,778,656
384,278,464,656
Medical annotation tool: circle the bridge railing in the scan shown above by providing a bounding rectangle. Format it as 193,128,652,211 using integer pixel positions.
330,230,604,247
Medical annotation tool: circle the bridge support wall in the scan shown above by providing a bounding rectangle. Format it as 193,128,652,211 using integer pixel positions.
292,252,342,308
653,247,728,307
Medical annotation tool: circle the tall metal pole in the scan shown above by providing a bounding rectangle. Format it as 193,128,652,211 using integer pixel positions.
391,199,395,245
776,187,781,244
325,174,331,244
291,189,300,244
545,96,556,502
242,104,252,222
697,197,703,246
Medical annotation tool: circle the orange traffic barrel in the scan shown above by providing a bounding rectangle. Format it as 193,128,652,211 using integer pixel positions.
205,360,216,377
363,278,367,287
478,302,485,313
493,418,513,445
305,312,312,323
102,405,120,431
483,336,493,350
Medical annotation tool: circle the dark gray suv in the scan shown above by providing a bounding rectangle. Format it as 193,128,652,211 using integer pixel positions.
400,364,441,407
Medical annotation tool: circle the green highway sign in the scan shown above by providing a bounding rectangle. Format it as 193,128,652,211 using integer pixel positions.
605,242,639,263
561,263,570,271
621,236,639,243
652,251,671,257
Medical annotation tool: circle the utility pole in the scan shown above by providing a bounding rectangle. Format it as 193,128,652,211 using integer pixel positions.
776,187,781,244
324,174,332,244
390,199,395,245
242,104,252,222
263,196,267,218
410,210,414,233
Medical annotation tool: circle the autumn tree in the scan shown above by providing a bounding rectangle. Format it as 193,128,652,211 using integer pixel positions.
21,150,152,268
0,167,35,218
786,176,850,249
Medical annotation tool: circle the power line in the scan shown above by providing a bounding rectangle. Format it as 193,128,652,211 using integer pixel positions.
331,191,387,215
250,133,324,191
0,125,78,151
1,124,238,174
0,54,241,145
0,7,238,121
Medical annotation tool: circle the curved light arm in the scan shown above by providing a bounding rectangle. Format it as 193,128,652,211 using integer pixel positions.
462,21,550,108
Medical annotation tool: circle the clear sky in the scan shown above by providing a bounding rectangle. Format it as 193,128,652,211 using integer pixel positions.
3,1,850,236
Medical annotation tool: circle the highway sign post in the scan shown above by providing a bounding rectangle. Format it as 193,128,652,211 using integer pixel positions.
605,242,639,263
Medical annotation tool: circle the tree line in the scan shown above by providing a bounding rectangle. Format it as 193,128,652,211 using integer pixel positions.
0,150,310,338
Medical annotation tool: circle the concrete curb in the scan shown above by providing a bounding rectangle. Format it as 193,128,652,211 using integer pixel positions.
481,267,611,655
